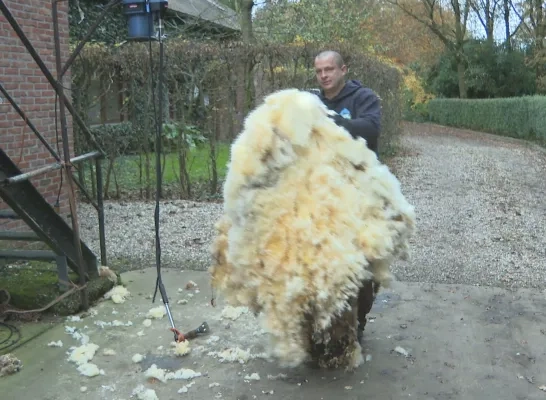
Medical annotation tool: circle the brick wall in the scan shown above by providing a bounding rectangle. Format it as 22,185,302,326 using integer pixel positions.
0,0,74,235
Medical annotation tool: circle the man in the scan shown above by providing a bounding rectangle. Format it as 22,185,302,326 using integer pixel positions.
314,50,382,344
314,50,381,156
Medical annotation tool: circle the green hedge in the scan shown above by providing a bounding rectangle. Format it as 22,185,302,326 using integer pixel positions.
427,96,546,141
89,122,137,154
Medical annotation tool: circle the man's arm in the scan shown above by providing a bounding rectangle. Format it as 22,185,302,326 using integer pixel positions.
330,88,381,153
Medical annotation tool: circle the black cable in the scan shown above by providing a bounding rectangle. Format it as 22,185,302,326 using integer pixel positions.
0,321,22,352
143,2,179,340
54,92,64,209
146,5,162,305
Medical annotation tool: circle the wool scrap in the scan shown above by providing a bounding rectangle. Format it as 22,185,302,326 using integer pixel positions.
103,285,130,304
0,354,22,377
209,88,416,368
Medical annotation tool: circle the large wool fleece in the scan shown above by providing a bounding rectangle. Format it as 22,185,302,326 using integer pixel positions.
209,88,415,369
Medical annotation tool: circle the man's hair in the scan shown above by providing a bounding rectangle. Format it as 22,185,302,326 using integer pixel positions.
315,50,345,68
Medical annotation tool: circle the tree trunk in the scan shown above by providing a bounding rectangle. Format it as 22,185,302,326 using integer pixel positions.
486,20,494,47
479,0,495,46
529,0,545,92
237,0,255,43
503,0,511,50
451,0,469,99
456,58,468,98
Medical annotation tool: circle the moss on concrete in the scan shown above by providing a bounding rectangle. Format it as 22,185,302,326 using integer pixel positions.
0,260,117,316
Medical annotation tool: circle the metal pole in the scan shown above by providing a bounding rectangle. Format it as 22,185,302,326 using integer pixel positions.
0,82,61,162
0,210,19,219
0,0,105,157
1,152,102,186
52,0,89,310
95,158,107,266
2,162,62,185
70,151,103,164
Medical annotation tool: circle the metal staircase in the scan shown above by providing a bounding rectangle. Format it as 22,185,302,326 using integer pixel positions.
0,148,100,279
0,0,109,309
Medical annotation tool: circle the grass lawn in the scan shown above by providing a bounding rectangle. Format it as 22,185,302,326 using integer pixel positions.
84,143,231,195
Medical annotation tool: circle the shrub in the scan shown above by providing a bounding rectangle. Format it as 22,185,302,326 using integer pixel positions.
427,96,546,142
401,69,434,122
90,122,137,155
72,39,403,199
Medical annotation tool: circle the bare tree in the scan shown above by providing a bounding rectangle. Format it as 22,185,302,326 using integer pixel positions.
470,0,525,50
385,0,472,98
517,0,546,89
469,0,501,45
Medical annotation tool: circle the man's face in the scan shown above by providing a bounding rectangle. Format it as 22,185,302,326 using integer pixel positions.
314,55,346,93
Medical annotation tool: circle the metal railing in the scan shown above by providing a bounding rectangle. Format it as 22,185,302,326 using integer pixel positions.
0,0,121,310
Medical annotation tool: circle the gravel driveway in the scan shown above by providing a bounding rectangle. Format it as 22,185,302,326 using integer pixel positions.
78,122,546,289
391,122,546,290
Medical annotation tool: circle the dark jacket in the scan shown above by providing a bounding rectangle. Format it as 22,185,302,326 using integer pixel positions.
317,79,381,155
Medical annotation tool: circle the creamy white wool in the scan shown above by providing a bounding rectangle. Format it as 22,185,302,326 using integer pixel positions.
210,88,416,367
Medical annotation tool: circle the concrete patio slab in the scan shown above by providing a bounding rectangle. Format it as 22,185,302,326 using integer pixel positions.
1,268,545,400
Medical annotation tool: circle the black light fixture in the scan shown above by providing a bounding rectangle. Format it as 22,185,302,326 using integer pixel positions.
122,0,168,41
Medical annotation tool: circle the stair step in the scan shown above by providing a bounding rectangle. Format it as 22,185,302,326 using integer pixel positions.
0,249,57,261
0,210,19,219
0,231,41,241
0,147,98,277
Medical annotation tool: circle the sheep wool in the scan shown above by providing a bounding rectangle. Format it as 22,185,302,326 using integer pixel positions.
209,88,416,369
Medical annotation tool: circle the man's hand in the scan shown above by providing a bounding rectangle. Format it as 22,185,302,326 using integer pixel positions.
328,113,352,134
